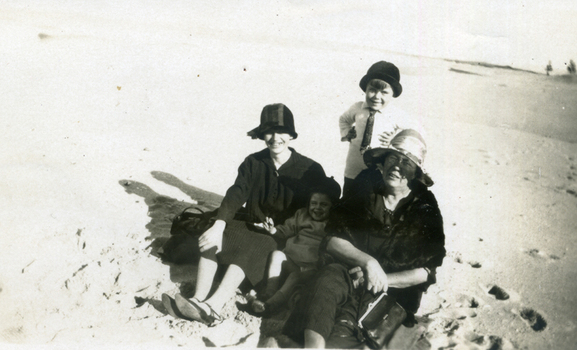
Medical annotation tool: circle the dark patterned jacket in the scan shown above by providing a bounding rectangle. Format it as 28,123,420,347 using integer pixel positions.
321,168,446,313
215,148,326,226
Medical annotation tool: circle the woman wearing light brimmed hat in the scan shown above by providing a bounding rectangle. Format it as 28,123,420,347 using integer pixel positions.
163,103,327,326
281,129,445,348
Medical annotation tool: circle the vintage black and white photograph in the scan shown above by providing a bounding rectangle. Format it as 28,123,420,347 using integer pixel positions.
1,1,576,349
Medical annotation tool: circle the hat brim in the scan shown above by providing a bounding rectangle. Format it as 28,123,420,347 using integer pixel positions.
359,73,402,98
247,125,298,140
363,148,403,169
363,147,433,187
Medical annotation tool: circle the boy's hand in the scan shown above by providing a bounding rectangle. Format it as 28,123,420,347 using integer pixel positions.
253,217,276,234
341,126,357,142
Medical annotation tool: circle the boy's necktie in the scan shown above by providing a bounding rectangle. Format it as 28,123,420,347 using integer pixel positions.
360,109,377,153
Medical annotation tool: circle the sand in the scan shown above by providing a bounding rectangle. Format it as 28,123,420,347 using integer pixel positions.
1,4,577,350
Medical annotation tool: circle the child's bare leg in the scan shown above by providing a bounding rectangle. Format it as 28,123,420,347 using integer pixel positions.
278,269,315,297
265,269,315,310
264,250,288,297
253,252,293,313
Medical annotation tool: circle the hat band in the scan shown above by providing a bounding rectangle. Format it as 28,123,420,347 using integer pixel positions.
390,135,426,167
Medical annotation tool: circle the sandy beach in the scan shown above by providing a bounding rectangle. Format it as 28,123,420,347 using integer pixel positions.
1,3,577,349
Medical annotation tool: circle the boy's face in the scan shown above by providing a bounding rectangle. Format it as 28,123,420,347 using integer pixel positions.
308,193,332,221
365,79,394,111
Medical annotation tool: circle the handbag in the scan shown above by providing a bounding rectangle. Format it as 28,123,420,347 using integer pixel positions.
158,207,218,264
358,293,407,349
169,207,218,236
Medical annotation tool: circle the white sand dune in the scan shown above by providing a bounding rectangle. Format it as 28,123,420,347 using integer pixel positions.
1,4,577,350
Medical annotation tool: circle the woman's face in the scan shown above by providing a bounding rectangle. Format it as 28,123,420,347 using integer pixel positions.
378,152,417,189
263,132,291,155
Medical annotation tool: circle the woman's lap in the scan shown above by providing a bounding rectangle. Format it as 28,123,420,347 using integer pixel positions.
217,219,278,286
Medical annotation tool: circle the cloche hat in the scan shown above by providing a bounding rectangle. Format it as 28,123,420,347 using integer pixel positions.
359,61,403,98
247,103,298,140
363,129,433,186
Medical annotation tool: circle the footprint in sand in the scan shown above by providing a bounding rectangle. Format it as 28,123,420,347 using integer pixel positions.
448,251,463,263
477,149,500,166
471,335,515,350
522,248,561,261
428,294,479,320
487,285,510,301
429,307,478,320
455,294,480,308
517,308,547,332
467,261,482,268
447,251,482,268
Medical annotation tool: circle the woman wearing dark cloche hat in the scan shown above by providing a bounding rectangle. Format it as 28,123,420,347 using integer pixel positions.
163,103,327,326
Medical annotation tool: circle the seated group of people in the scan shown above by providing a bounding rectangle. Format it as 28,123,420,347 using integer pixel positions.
161,61,446,349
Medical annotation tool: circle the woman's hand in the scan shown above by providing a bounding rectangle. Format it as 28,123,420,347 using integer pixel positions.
377,131,395,146
364,259,388,294
198,220,226,253
252,217,276,234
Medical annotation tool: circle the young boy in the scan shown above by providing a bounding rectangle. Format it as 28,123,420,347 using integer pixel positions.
339,61,422,198
250,177,341,314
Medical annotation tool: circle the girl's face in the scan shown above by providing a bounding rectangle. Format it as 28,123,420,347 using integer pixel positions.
308,193,332,221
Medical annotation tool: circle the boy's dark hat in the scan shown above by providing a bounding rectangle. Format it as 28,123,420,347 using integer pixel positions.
247,103,298,140
359,61,403,98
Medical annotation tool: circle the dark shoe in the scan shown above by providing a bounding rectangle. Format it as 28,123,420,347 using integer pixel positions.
162,293,194,321
175,293,223,327
174,293,205,323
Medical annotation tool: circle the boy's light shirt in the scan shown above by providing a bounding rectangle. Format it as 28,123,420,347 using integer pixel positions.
339,101,424,179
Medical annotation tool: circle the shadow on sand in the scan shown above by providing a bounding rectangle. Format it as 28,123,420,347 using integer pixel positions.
119,171,223,285
119,171,222,253
119,171,291,345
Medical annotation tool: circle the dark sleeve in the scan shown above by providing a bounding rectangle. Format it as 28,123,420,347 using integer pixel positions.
215,157,254,223
341,168,382,217
410,203,444,291
385,196,445,294
317,169,382,261
420,204,446,270
410,191,446,271
317,200,365,268
382,194,446,274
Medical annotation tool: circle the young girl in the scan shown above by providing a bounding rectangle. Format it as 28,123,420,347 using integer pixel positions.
251,177,341,314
